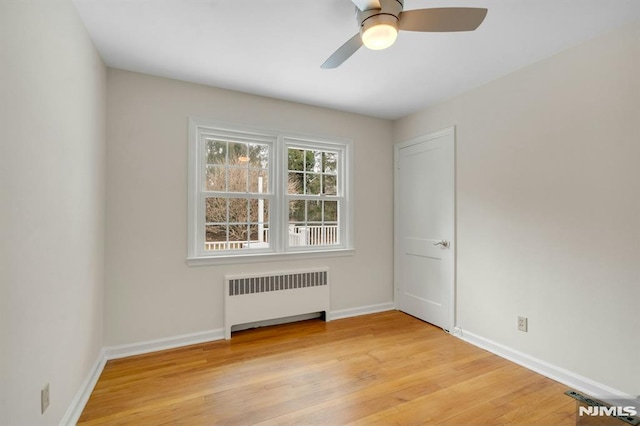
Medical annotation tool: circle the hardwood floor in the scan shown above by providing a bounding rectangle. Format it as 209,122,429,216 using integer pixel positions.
79,311,576,425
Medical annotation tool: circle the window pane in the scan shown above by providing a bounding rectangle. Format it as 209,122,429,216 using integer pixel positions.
324,201,338,221
227,167,248,192
305,173,321,195
304,150,315,172
248,144,268,167
248,224,259,241
288,148,304,171
247,218,269,247
228,198,248,223
228,142,248,165
308,200,322,221
206,140,226,164
306,223,322,246
288,223,306,246
289,200,305,222
311,150,323,172
228,224,248,248
288,172,303,194
205,197,227,223
323,174,336,195
205,225,227,251
205,165,226,191
261,199,269,222
324,223,339,245
205,225,227,241
248,199,269,223
248,169,268,193
323,152,337,173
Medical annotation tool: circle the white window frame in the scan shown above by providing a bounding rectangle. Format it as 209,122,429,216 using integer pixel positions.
187,118,354,266
283,137,347,253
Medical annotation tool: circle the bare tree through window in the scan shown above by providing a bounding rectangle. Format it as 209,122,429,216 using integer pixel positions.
204,140,270,250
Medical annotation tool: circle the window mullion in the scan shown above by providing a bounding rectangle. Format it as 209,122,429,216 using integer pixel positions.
278,135,288,253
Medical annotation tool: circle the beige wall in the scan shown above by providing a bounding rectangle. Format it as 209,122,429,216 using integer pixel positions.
0,0,106,424
394,22,640,396
105,70,394,346
2,2,636,421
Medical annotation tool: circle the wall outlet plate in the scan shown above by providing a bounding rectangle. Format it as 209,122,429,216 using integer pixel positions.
41,383,50,414
518,316,528,332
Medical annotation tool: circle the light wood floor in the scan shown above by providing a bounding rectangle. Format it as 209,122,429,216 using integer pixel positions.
79,311,576,425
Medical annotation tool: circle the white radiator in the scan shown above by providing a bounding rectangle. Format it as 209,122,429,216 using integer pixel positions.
224,268,330,339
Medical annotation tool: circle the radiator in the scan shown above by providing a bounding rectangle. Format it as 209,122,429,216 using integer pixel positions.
224,268,330,339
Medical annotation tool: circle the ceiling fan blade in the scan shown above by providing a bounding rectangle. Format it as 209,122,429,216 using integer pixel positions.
350,0,381,12
398,7,488,32
321,33,363,69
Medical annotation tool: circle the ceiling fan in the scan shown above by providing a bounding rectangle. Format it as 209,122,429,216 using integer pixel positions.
322,0,488,69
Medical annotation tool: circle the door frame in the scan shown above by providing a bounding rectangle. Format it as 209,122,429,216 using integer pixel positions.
393,126,457,331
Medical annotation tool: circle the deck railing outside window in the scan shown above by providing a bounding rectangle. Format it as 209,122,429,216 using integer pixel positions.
204,224,338,251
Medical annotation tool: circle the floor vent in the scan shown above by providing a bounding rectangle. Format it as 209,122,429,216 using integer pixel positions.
224,269,330,339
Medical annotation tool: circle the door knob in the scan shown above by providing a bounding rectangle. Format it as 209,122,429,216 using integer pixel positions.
433,240,449,248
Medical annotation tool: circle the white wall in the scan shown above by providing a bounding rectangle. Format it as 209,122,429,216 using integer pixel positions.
105,69,394,346
394,22,640,396
0,0,106,424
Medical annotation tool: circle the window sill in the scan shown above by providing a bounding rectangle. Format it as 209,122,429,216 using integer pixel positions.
186,248,355,267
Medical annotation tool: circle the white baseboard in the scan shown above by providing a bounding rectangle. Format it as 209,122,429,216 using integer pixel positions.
457,329,636,404
102,302,397,361
100,302,397,361
59,348,107,426
104,328,225,360
329,302,395,321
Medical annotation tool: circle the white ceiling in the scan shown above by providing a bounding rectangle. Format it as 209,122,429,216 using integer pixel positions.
73,0,640,119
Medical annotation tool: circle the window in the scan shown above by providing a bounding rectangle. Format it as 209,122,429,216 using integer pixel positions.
203,138,271,251
286,144,340,247
188,119,353,264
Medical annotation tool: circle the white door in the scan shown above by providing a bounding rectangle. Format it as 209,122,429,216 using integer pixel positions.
394,127,455,331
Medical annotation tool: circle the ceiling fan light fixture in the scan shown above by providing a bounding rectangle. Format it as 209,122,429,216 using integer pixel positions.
361,14,398,50
322,1,488,68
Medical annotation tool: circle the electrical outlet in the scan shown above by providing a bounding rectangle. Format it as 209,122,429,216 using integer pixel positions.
518,316,528,332
41,383,49,414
